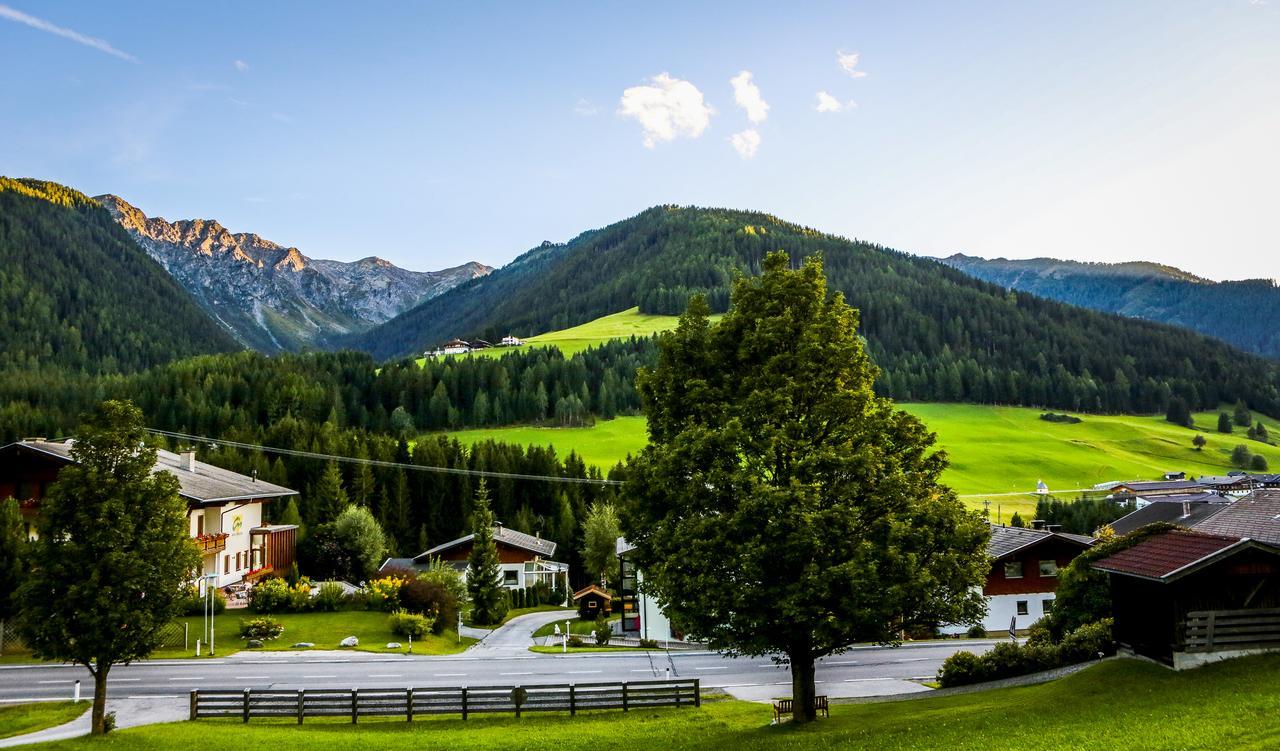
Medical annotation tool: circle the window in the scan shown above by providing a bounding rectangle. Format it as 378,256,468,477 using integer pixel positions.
1004,561,1024,579
196,515,205,536
236,552,242,570
588,600,598,609
1039,560,1059,577
503,570,519,586
1042,599,1054,614
1016,600,1029,616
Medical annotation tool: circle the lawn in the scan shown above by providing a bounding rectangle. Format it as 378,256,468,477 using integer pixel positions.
156,610,474,658
38,656,1280,750
528,644,651,654
0,701,86,740
448,406,1280,519
532,615,619,638
466,605,572,629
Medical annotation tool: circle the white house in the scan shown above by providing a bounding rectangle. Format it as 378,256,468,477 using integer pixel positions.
442,339,472,355
2,439,299,589
501,336,524,347
616,537,676,641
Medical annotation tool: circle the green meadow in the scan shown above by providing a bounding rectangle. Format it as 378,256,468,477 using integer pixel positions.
37,656,1280,750
449,406,1280,518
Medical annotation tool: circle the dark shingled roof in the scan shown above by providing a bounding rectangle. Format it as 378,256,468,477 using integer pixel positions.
1108,494,1231,537
987,524,1094,560
414,526,557,562
1192,489,1280,545
1109,480,1207,494
1092,530,1247,581
9,439,296,505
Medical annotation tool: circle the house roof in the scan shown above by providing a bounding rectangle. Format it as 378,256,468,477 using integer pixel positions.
413,525,557,562
1196,475,1259,488
1108,479,1207,494
1108,495,1231,537
6,439,296,505
1091,530,1261,581
987,524,1094,560
1191,489,1280,545
573,583,610,600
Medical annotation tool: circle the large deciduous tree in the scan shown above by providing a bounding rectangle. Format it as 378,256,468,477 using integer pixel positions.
16,401,198,734
581,501,622,587
621,252,989,723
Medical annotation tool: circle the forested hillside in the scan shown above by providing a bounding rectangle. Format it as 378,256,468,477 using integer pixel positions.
352,206,1280,416
0,177,239,373
942,254,1280,359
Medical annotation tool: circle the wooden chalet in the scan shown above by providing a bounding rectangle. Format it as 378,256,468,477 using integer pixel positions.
1093,529,1280,668
382,524,569,596
573,583,612,619
0,439,298,589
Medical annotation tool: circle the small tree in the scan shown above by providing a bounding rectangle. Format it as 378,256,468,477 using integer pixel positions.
581,501,622,586
466,481,507,625
621,253,988,723
1010,512,1025,528
333,505,388,580
1251,454,1270,472
0,498,23,656
312,461,349,523
275,498,304,537
1235,399,1252,428
1218,413,1232,434
1192,434,1207,451
16,401,199,734
1256,421,1270,443
1232,444,1253,469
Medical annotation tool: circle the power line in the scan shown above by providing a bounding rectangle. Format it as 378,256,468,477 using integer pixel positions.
145,428,623,487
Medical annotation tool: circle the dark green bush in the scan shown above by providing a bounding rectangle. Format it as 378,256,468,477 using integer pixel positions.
937,651,986,688
239,617,284,641
966,624,987,639
639,638,659,649
248,578,294,613
179,586,226,616
567,635,585,648
593,615,612,646
937,620,1114,688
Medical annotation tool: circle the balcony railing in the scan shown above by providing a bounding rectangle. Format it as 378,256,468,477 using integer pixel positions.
194,532,229,555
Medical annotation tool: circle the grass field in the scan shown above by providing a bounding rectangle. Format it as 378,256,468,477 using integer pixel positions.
416,307,702,364
448,406,1280,518
0,702,86,740
153,611,473,659
40,656,1280,750
532,615,619,638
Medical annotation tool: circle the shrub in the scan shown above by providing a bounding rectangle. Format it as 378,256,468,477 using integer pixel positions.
639,638,659,649
249,578,294,614
312,581,348,612
937,651,986,688
239,617,284,641
1252,454,1270,471
388,609,435,639
401,577,461,634
567,635,585,648
289,578,314,612
936,619,1114,688
417,557,466,604
178,585,226,616
366,576,404,611
1040,412,1082,424
965,624,987,639
593,614,612,646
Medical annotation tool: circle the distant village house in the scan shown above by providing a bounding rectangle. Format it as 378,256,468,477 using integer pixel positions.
381,524,569,596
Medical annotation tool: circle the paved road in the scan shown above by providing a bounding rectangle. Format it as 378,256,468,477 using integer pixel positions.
0,640,999,705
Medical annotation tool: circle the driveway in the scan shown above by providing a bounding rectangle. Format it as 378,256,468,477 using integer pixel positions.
467,609,577,654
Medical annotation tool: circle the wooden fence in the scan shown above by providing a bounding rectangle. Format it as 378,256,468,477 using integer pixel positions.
1184,608,1280,652
190,679,700,723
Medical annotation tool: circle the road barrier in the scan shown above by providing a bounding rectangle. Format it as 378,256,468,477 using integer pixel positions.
190,679,700,723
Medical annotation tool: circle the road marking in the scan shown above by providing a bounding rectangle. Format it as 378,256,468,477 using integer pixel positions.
694,667,728,671
303,675,337,679
168,677,204,681
823,661,859,666
37,680,72,684
630,669,655,673
368,674,402,678
109,678,140,682
843,677,895,682
567,670,601,675
234,676,270,680
500,672,533,676
756,664,784,669
894,658,928,663
434,673,467,677
129,694,181,699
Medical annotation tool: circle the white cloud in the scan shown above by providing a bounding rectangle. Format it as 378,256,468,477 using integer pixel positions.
730,128,761,159
729,70,769,124
814,91,856,113
0,4,137,62
574,98,599,116
234,59,250,73
837,50,867,78
618,73,714,148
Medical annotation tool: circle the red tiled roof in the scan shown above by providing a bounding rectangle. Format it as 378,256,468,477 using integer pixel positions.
1092,530,1244,580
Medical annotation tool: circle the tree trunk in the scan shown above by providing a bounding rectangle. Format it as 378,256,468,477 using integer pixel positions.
789,648,817,724
91,665,109,735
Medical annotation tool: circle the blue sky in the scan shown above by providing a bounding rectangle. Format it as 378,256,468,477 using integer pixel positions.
2,1,1277,279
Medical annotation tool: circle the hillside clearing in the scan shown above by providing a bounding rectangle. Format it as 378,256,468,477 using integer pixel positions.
40,656,1280,750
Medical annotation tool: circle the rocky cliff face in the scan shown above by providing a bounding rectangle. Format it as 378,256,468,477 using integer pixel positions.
95,194,491,353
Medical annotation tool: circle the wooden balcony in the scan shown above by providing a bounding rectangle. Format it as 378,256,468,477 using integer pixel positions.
194,532,229,555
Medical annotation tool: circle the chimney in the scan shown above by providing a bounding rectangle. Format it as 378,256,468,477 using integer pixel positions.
1046,524,1062,533
251,468,258,483
179,450,197,473
1031,519,1047,530
1182,500,1191,518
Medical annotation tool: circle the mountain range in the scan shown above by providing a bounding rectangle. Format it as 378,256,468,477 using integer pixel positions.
96,194,491,353
941,255,1280,360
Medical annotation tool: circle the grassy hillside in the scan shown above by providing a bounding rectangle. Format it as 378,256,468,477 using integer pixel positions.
43,656,1280,750
448,406,1280,517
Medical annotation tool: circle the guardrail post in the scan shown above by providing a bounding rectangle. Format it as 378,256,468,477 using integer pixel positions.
461,686,469,720
515,685,522,719
622,682,629,712
569,683,576,716
242,688,250,724
189,690,197,721
352,687,359,724
406,687,414,722
694,679,701,708
297,690,304,724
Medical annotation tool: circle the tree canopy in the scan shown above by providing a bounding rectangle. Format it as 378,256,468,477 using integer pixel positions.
620,252,989,722
466,481,507,625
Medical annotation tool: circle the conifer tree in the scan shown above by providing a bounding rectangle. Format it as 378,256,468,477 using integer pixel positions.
312,461,349,522
466,481,507,625
1218,412,1233,434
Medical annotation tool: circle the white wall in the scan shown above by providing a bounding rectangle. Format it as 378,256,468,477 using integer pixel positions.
188,502,264,588
635,569,674,641
941,589,1057,635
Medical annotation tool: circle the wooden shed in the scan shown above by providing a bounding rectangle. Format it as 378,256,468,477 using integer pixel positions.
573,583,612,620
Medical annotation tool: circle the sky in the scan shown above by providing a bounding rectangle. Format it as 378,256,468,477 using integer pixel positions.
1,1,1277,280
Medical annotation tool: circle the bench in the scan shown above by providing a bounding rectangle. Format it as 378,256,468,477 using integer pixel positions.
772,695,829,723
